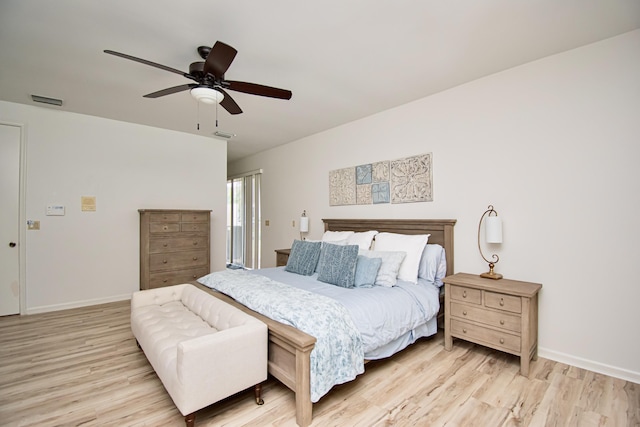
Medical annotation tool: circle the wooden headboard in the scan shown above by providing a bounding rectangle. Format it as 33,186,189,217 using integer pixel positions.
323,218,457,276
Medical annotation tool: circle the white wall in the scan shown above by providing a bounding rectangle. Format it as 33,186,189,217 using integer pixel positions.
229,30,640,383
0,101,227,313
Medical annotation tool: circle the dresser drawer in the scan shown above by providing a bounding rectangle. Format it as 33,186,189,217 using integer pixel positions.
181,212,209,222
450,285,481,304
451,319,521,353
485,291,522,313
149,213,180,222
149,250,208,271
150,222,180,233
181,222,209,232
149,236,208,253
148,267,209,289
450,302,521,333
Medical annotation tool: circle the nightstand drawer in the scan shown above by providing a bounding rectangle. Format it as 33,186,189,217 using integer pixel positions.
450,302,521,333
485,291,522,313
450,285,481,304
451,319,521,353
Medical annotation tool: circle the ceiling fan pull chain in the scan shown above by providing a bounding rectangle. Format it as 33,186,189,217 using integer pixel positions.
197,101,200,130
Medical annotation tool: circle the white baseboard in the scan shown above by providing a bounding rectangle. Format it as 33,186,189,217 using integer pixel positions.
26,293,131,315
539,347,640,384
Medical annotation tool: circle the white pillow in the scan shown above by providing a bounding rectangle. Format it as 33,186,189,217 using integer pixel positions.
359,249,406,287
374,232,430,284
321,230,355,242
346,230,378,250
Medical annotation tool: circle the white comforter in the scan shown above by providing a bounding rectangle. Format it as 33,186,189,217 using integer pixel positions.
255,267,440,356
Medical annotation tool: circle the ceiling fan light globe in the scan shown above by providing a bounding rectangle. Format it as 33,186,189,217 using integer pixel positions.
190,87,224,104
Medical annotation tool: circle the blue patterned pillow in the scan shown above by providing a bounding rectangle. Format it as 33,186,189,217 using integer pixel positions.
354,255,382,287
285,240,322,276
317,244,359,288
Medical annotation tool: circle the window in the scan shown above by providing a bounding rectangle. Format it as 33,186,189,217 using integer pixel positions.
227,170,262,269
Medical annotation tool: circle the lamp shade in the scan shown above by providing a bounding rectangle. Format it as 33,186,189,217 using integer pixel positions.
485,215,503,243
299,216,309,233
190,87,224,104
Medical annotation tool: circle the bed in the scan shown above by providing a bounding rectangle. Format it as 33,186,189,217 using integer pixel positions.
193,218,456,427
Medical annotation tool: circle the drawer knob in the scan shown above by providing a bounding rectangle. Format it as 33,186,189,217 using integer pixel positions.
163,243,168,247
192,275,197,278
163,259,168,264
500,320,505,325
163,226,168,231
193,241,198,245
500,298,504,306
163,279,168,283
463,311,467,316
462,328,467,333
462,291,467,298
193,257,198,260
500,338,505,344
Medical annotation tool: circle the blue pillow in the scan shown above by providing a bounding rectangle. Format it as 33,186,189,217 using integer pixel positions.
317,244,359,288
285,240,322,276
354,255,382,287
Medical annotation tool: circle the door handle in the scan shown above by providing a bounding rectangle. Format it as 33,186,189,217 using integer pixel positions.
9,242,17,248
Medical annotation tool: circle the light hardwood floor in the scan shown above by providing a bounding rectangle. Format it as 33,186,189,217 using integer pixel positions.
0,300,638,427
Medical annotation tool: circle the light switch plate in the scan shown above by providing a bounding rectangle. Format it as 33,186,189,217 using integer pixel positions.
46,205,65,216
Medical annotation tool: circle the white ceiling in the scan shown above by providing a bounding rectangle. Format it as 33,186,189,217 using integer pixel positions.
1,1,639,163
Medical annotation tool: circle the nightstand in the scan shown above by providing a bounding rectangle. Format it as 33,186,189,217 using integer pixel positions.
275,248,291,267
443,273,542,376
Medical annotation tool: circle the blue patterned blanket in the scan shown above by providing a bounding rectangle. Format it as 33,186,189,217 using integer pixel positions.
198,270,364,402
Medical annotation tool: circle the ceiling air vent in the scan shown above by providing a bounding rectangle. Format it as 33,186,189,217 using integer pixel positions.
31,95,63,106
213,131,236,139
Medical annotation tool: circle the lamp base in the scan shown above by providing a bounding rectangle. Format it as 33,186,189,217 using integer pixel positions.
480,271,503,280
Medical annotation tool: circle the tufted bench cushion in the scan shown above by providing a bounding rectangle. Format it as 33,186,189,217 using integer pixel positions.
131,283,268,425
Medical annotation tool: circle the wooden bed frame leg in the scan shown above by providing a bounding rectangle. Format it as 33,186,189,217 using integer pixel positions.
184,412,195,427
254,383,264,405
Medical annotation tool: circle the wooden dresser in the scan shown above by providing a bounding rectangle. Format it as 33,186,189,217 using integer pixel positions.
443,273,542,376
139,209,211,290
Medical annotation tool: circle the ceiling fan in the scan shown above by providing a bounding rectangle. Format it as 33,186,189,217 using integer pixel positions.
104,41,292,115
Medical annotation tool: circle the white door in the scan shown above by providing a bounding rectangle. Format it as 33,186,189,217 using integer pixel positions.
0,124,21,316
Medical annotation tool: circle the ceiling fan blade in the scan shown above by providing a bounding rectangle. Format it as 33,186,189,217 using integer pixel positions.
203,41,238,78
226,80,292,100
217,88,242,115
104,50,196,81
143,84,196,98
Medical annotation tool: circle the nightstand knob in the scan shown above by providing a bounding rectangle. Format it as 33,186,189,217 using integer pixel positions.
462,291,467,298
463,311,467,316
163,259,168,264
193,241,198,245
193,257,198,260
462,328,467,333
499,338,505,344
163,243,168,247
500,320,505,325
499,298,504,306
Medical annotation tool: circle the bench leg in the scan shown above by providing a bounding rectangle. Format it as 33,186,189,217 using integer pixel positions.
254,383,264,405
184,412,195,427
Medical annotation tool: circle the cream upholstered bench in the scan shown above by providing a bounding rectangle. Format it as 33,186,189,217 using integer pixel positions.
131,283,268,427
